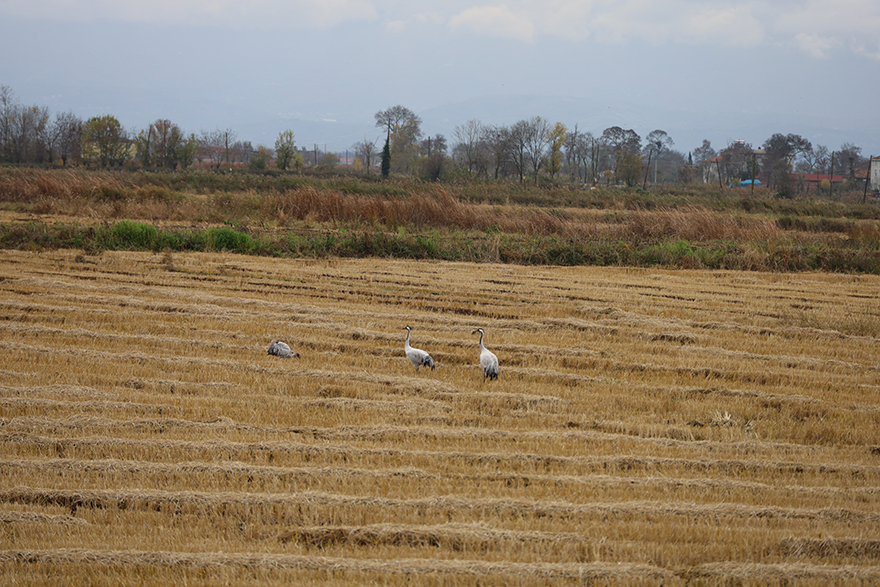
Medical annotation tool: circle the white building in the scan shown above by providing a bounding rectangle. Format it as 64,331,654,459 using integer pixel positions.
871,156,880,192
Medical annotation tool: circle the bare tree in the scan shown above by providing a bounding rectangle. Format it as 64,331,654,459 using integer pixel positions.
0,85,16,162
837,142,864,179
644,129,674,184
51,111,83,165
523,116,551,184
452,119,485,174
507,120,530,183
352,137,379,172
692,139,718,183
720,140,755,186
420,134,448,181
374,105,420,137
199,128,236,169
484,125,511,180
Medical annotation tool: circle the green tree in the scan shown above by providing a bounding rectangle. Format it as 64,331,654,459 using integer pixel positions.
83,115,129,167
134,127,153,167
152,119,185,169
319,151,339,169
545,122,567,180
178,133,199,169
374,105,422,174
248,145,272,171
618,150,644,187
136,119,187,169
274,130,296,170
601,126,641,184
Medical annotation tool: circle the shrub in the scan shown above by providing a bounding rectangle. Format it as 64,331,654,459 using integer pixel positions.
206,227,255,253
109,221,159,250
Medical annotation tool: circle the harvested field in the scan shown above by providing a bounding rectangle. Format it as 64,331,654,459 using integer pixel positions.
1,248,879,585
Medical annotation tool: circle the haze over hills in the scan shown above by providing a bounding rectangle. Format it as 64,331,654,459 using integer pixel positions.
13,76,876,160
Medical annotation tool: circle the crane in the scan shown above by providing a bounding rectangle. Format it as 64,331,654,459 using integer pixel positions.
403,326,435,371
267,341,300,358
472,328,498,380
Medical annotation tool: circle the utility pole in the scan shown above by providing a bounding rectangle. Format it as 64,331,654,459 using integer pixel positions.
829,152,835,199
751,155,757,195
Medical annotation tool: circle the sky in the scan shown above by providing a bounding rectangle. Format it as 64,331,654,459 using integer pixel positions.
1,0,879,157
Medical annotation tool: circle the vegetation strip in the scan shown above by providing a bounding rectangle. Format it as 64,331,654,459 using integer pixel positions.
2,168,879,273
3,487,877,524
0,548,671,579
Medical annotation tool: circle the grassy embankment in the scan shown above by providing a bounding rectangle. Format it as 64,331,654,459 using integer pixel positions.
1,167,879,272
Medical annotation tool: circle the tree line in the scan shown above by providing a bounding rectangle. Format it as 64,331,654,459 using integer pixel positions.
1,85,872,193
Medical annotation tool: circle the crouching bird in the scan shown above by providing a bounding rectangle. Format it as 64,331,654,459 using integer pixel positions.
268,341,300,358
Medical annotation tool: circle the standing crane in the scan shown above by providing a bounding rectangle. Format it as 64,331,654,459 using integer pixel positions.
403,326,435,371
472,328,498,380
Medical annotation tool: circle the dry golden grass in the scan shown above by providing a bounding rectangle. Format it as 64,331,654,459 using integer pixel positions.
1,249,879,585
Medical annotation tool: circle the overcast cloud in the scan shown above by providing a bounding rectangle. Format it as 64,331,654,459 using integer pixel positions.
1,0,878,154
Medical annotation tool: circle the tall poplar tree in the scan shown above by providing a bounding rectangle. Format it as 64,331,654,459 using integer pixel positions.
380,131,391,178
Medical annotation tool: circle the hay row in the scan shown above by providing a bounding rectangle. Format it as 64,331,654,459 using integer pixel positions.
0,548,672,580
3,486,877,524
0,304,618,347
582,304,880,344
1,408,850,460
0,511,89,526
681,343,880,373
6,431,878,481
0,340,468,397
278,522,586,548
0,457,431,482
1,415,248,434
687,561,880,581
5,548,880,581
0,385,114,399
774,537,880,559
3,456,876,500
0,397,181,415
